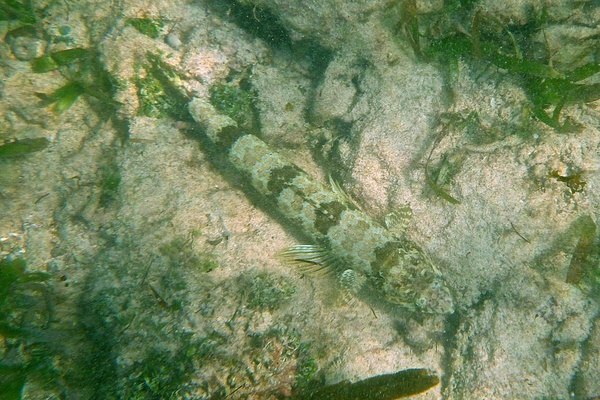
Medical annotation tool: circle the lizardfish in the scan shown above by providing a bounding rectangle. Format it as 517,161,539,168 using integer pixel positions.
189,97,454,314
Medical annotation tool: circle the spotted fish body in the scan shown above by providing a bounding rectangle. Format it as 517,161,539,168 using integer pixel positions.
189,98,454,314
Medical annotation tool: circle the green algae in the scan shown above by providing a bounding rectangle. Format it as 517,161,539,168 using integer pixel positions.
209,82,256,131
0,137,49,158
0,0,36,24
127,18,164,39
31,48,89,73
425,152,463,205
135,54,190,120
30,55,58,73
122,346,197,400
0,256,54,398
295,342,319,391
36,81,86,114
219,0,291,47
424,114,466,205
243,272,296,311
33,54,122,114
136,72,175,118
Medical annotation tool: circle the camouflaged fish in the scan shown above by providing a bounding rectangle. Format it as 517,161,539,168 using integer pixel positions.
189,98,454,314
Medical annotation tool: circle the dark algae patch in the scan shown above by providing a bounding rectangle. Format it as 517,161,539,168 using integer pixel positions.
294,368,439,400
209,0,292,47
549,170,587,194
565,215,597,286
0,137,49,158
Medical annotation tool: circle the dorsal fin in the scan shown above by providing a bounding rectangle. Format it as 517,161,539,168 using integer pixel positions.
328,175,361,210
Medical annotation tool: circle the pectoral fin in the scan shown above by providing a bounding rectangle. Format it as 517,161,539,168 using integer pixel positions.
279,244,344,274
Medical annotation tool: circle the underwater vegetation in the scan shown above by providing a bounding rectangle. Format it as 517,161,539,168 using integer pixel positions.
120,344,198,400
294,368,439,400
0,0,36,24
98,154,122,207
549,170,587,194
242,272,296,312
159,236,219,274
0,255,58,400
399,1,599,203
208,0,292,47
69,243,217,399
135,69,179,118
30,47,89,73
31,48,122,115
3,0,120,115
135,53,190,120
209,82,257,132
398,0,600,132
0,137,49,159
423,113,469,204
127,17,164,39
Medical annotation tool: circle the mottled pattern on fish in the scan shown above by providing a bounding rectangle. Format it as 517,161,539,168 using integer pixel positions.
189,99,454,314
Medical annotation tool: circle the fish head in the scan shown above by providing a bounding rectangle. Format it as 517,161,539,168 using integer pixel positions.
377,241,454,314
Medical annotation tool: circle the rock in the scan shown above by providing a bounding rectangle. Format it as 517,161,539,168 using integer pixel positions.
11,36,46,60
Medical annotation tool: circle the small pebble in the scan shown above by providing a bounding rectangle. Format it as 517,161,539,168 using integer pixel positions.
165,32,182,50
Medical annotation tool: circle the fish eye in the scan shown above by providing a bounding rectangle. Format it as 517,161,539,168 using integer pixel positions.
416,297,428,308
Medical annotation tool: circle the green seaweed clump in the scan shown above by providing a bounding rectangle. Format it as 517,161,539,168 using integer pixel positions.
295,343,320,391
209,82,256,131
30,48,89,73
127,18,164,39
0,256,55,399
225,1,291,46
135,55,190,120
425,150,463,205
244,272,296,311
136,72,180,118
32,50,122,115
25,38,120,115
423,113,470,204
35,81,87,114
